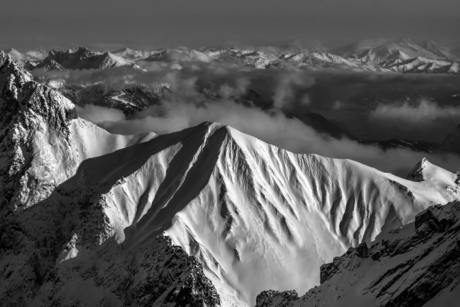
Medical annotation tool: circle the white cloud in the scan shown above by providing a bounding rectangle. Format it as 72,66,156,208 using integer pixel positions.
370,98,460,125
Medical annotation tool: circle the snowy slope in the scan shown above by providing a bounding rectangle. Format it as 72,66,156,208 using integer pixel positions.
2,48,26,61
363,39,446,62
255,201,460,307
70,121,457,306
111,47,159,60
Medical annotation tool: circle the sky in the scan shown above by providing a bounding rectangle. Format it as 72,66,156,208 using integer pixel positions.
1,0,460,50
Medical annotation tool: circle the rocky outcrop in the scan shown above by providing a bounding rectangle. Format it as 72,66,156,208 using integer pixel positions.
256,290,299,307
0,50,77,212
407,157,428,182
33,58,67,72
255,201,460,307
44,47,132,70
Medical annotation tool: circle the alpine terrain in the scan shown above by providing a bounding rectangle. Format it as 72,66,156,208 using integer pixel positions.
0,48,459,307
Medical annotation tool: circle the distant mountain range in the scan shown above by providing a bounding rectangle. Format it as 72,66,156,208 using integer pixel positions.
4,37,460,74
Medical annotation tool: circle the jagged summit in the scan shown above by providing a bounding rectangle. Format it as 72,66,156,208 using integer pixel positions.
111,47,158,60
407,157,429,182
3,48,26,61
0,51,74,115
44,47,132,70
33,57,67,72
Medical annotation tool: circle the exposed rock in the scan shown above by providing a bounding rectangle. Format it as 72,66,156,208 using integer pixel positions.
254,201,460,307
255,290,298,307
33,58,67,72
407,157,428,182
44,47,133,70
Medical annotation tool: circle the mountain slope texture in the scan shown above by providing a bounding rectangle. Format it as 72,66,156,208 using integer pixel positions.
255,201,460,307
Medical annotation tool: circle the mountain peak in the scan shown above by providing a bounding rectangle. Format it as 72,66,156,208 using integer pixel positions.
3,48,25,61
76,46,91,53
0,51,75,123
34,57,67,72
407,157,429,182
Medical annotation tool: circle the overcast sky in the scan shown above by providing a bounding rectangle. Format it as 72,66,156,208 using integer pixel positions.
1,0,459,50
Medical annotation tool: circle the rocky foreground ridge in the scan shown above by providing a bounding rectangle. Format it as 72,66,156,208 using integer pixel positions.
255,201,460,307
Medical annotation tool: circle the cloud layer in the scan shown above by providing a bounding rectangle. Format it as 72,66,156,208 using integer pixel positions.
34,62,460,176
371,98,460,124
76,100,460,177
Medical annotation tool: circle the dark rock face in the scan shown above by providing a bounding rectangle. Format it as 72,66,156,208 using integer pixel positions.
320,258,343,284
43,47,131,70
33,58,67,72
407,157,427,182
255,290,299,307
0,51,78,212
0,52,220,307
255,201,460,307
415,205,457,236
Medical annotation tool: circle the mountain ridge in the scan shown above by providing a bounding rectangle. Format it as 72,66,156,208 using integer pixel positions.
10,37,460,74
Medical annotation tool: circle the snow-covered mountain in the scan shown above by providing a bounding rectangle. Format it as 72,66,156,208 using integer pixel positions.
330,38,460,73
34,57,67,72
14,37,460,74
43,47,134,70
2,48,48,62
332,38,457,61
2,48,27,61
1,51,459,307
361,38,449,61
111,47,160,60
255,200,460,307
144,47,215,63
